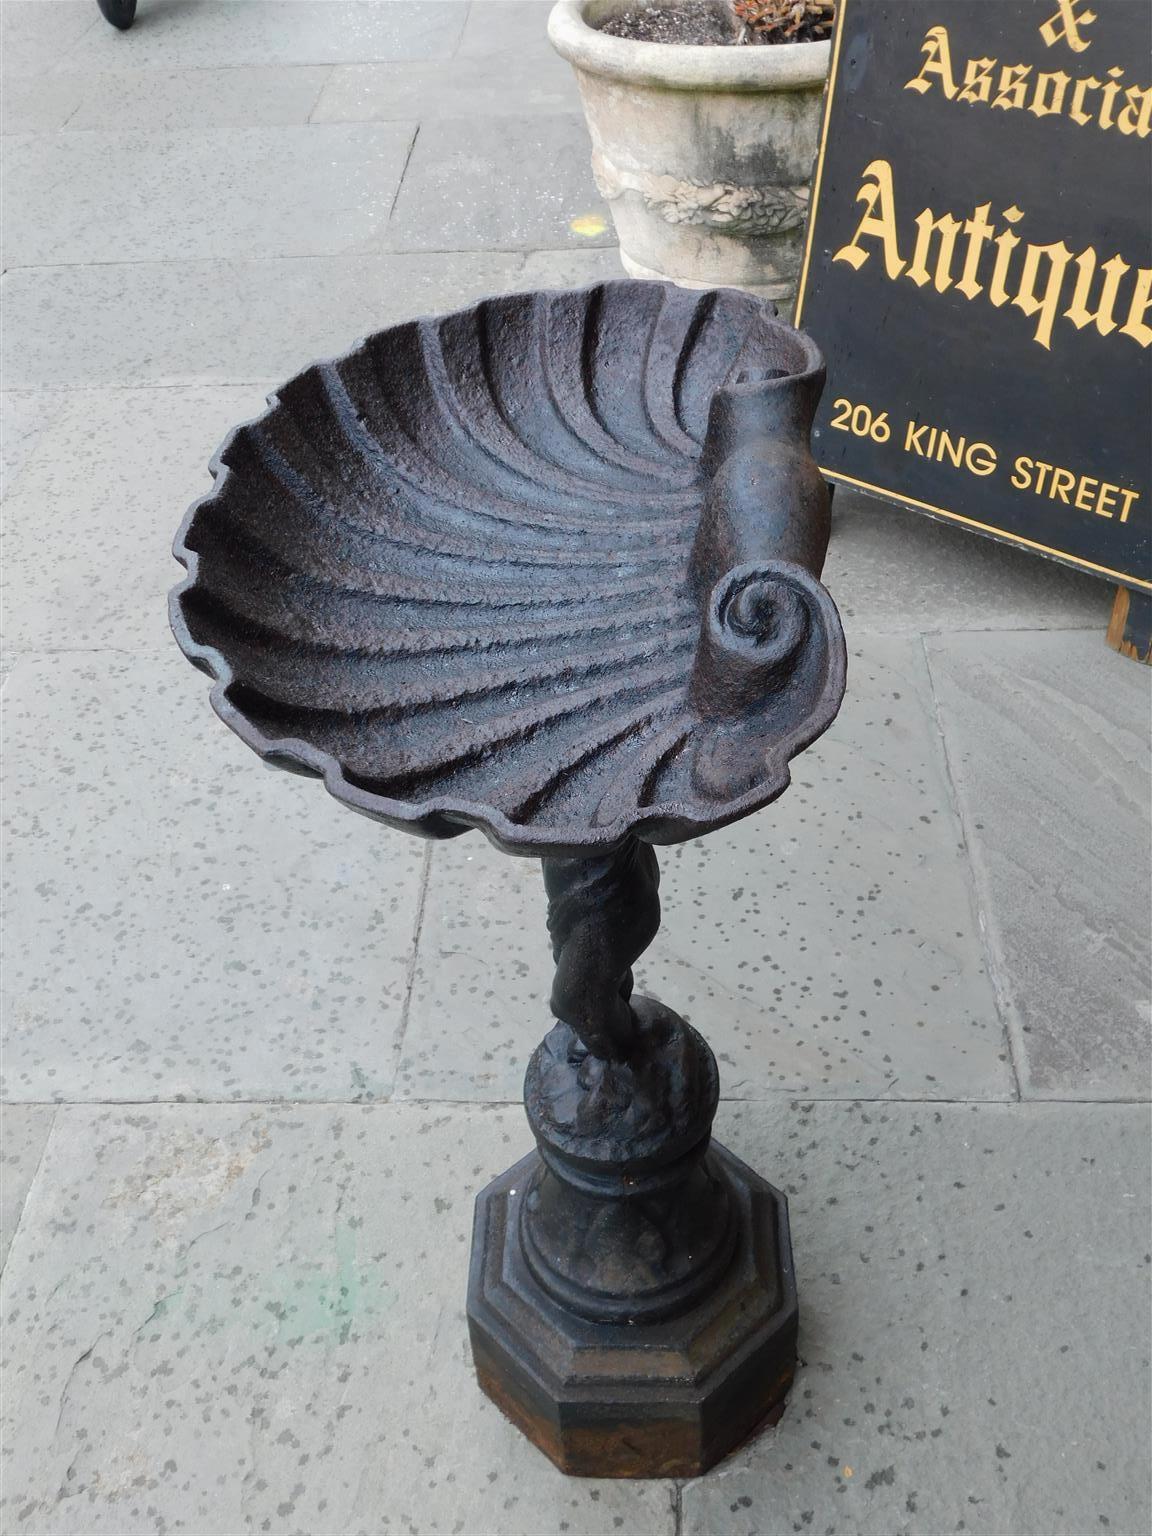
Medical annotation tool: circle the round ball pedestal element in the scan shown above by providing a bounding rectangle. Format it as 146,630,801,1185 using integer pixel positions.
469,999,798,1476
170,282,846,1481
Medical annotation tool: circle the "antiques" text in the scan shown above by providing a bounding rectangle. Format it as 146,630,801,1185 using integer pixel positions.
832,158,1151,351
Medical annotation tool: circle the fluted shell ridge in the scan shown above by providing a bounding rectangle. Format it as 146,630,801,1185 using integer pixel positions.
171,280,844,857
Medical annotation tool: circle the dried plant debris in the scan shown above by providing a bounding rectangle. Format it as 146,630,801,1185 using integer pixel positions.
733,0,836,44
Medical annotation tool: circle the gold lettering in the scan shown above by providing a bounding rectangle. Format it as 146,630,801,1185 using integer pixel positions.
1064,250,1131,336
1074,476,1099,511
1117,85,1152,137
994,63,1033,110
1012,240,1075,348
989,207,1025,307
1050,468,1076,502
1029,69,1071,116
967,443,998,476
958,57,997,105
1096,484,1119,518
1011,456,1034,490
833,160,906,279
830,168,1148,353
905,26,958,98
1099,66,1126,129
1119,267,1152,347
956,203,995,300
907,209,963,291
905,420,930,454
1040,0,1097,54
1117,488,1141,522
1069,75,1101,124
937,429,965,469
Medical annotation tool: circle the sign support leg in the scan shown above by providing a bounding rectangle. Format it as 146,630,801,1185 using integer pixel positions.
1106,587,1152,665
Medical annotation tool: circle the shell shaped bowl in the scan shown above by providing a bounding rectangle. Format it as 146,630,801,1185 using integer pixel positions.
171,281,845,858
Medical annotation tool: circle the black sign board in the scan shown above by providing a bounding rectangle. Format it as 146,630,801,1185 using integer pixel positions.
795,0,1152,591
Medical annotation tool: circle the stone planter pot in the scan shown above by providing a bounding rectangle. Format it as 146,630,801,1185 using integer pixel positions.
548,0,830,308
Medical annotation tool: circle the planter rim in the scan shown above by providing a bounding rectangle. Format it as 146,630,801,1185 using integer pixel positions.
547,0,831,92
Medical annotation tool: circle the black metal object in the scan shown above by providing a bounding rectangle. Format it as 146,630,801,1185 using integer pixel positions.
96,0,137,29
469,833,798,1475
171,281,845,1477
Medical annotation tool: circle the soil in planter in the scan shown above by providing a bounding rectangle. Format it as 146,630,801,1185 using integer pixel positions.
595,1,832,46
596,2,737,44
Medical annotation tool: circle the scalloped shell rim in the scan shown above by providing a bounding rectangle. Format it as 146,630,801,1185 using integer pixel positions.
169,280,846,859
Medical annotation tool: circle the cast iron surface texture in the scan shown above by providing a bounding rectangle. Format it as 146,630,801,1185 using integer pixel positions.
472,828,801,1475
468,1141,798,1478
170,279,845,859
170,280,846,1477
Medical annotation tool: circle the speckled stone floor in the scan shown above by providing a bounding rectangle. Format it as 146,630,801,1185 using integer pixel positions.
1,5,1148,1535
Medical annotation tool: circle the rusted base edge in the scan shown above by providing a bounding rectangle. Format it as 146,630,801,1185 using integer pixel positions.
473,1342,794,1479
467,1142,799,1478
474,1350,699,1478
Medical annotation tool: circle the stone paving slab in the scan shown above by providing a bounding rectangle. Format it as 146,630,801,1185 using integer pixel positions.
38,63,332,133
0,1101,674,1535
927,631,1151,1101
1,653,426,1104
0,1,97,76
0,1104,54,1268
0,388,68,497
388,113,613,250
398,636,1013,1103
456,0,555,58
519,245,625,287
313,50,578,122
0,252,530,390
1,71,84,135
1,57,334,136
825,490,1109,635
3,1099,1146,1534
65,0,468,70
681,1098,1152,1536
2,122,416,267
1,384,270,652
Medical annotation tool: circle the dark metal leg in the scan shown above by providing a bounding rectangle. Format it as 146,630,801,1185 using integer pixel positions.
97,0,138,29
467,837,798,1477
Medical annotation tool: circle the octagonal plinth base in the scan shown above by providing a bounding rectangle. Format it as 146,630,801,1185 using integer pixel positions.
467,1141,798,1478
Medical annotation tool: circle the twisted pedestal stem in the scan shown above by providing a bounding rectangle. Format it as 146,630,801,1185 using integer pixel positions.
525,838,732,1323
542,837,660,1061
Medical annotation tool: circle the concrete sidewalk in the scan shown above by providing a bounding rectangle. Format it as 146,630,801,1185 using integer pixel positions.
2,4,1149,1534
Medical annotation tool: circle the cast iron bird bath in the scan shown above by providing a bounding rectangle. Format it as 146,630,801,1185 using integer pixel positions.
170,280,846,1478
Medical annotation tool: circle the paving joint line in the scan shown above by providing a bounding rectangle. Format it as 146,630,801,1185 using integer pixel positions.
385,838,434,1096
0,243,618,272
386,121,422,222
450,0,474,60
303,62,337,126
5,1094,1148,1109
0,1102,58,1275
919,631,1026,1102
